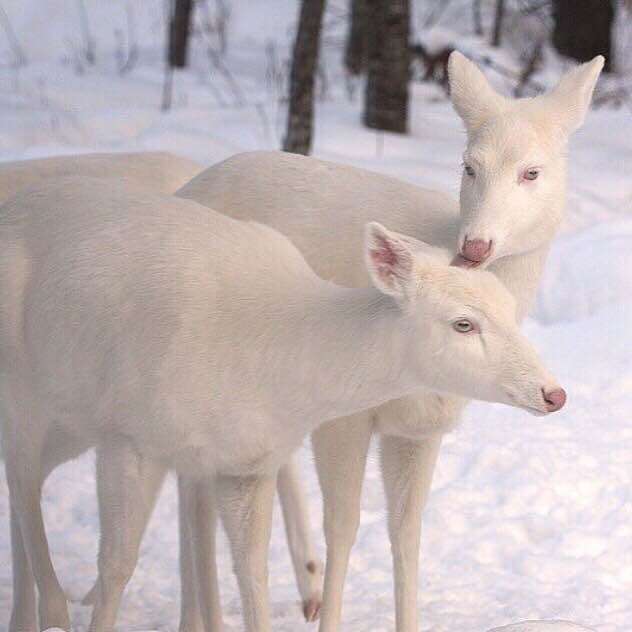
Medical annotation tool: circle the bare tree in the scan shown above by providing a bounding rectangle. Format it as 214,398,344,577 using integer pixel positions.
364,0,410,134
472,0,484,36
491,0,505,47
552,0,615,72
163,0,195,111
345,0,368,75
169,0,194,68
283,0,327,155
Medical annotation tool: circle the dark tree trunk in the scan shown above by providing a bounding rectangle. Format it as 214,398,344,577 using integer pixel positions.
283,0,327,155
552,0,615,72
472,0,483,37
491,0,505,47
345,0,368,75
364,0,410,134
169,0,194,68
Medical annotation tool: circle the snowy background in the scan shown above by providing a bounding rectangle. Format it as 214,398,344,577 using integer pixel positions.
0,1,630,631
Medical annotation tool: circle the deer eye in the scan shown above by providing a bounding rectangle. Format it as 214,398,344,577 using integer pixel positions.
452,318,476,334
463,163,475,177
522,168,540,181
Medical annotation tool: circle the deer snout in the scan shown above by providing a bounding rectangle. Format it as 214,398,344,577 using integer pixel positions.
451,237,493,268
462,238,493,262
542,387,567,413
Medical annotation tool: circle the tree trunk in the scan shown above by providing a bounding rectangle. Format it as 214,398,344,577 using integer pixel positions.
364,0,410,134
491,0,505,47
283,0,327,155
472,0,483,37
345,0,368,75
169,0,194,68
552,0,615,72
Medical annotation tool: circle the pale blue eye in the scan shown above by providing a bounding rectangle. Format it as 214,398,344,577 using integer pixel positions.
453,319,474,333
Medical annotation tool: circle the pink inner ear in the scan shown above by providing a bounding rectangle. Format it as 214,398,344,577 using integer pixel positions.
370,235,398,266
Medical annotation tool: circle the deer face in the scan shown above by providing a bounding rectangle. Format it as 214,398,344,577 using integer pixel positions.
448,52,604,268
365,222,565,415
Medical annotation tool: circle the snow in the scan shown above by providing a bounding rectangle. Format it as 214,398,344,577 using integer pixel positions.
488,622,595,632
0,3,630,632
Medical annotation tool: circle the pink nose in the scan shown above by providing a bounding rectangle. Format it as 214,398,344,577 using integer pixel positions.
542,388,566,413
461,238,493,263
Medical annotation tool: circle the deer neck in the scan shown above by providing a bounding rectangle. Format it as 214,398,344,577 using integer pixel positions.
266,286,420,428
488,241,551,322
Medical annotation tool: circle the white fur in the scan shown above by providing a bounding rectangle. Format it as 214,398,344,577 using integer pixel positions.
0,151,203,201
0,151,325,627
173,53,603,632
1,176,560,632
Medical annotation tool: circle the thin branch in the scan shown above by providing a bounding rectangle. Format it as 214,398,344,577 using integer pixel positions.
472,0,484,36
119,2,139,74
0,6,27,66
76,0,96,64
162,66,174,111
423,0,453,28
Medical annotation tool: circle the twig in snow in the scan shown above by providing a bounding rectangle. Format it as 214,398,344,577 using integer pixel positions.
162,66,174,111
76,0,96,64
514,41,544,97
423,0,453,28
206,45,245,106
118,2,139,75
0,6,27,66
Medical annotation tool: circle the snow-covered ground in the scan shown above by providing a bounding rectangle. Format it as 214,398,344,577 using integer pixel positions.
0,2,630,631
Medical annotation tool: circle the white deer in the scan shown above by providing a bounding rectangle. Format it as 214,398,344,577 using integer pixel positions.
0,151,203,200
1,175,564,632
1,52,602,632
172,53,603,632
0,152,326,626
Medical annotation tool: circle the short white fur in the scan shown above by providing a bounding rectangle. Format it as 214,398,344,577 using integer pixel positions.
173,53,603,632
0,152,327,629
1,176,561,632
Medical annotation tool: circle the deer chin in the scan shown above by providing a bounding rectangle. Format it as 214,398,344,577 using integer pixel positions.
521,405,549,417
450,253,484,269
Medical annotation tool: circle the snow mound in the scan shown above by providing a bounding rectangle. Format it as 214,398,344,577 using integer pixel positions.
488,622,595,632
534,220,632,324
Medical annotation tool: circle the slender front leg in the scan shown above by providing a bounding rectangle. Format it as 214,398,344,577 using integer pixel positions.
312,414,373,632
89,436,167,632
10,426,92,631
379,434,442,632
5,434,69,631
8,501,37,632
276,457,324,622
178,474,223,632
83,456,167,606
216,473,276,632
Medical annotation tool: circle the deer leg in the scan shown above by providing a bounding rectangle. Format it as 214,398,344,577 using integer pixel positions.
276,456,324,621
216,472,276,632
82,448,166,607
178,474,223,632
88,435,166,632
5,418,69,631
380,433,442,632
312,415,372,632
8,500,37,632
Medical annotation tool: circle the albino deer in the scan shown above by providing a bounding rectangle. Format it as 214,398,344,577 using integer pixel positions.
0,153,325,625
173,53,603,632
1,176,564,632
0,151,203,200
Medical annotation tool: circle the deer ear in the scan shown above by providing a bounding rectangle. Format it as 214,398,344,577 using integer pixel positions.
448,51,506,133
365,222,416,304
539,56,604,134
